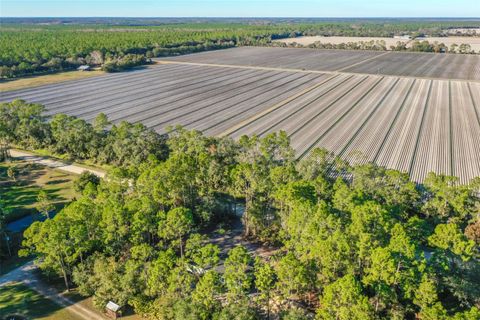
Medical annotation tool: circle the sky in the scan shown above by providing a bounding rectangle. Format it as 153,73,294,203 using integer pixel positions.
1,0,479,18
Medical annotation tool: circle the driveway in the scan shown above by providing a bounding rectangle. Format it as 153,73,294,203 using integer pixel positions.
1,261,106,319
9,149,106,178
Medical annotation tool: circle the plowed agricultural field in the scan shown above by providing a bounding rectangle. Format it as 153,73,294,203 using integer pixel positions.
2,47,480,183
158,46,480,81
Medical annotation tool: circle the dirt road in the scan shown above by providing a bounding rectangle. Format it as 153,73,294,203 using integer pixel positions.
9,149,106,178
1,261,105,319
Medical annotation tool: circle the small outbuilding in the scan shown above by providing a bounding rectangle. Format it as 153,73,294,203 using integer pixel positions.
105,301,122,319
77,65,91,71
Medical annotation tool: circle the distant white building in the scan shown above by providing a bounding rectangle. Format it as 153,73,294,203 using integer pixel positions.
77,65,91,71
394,35,412,40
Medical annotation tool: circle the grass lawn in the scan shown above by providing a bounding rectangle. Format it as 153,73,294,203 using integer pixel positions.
0,160,78,223
0,70,105,92
0,282,83,320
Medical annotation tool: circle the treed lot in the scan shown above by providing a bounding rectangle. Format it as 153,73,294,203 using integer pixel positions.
1,100,479,320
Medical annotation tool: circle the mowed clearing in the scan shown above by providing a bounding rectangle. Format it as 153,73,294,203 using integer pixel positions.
0,282,83,320
2,47,480,183
0,70,105,92
0,160,77,223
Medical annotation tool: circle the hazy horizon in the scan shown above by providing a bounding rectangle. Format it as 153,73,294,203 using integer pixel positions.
1,1,480,18
2,16,480,18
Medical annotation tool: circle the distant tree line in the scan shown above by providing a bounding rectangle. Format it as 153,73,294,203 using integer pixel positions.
409,41,476,54
4,100,479,319
2,20,480,78
271,40,397,51
271,39,478,54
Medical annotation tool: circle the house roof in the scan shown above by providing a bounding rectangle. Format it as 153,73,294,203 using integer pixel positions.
106,301,121,312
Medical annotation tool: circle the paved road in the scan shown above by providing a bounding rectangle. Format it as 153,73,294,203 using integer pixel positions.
10,149,106,178
1,261,106,319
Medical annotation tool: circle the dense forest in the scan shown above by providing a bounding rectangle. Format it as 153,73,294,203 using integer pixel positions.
2,19,480,78
1,100,479,319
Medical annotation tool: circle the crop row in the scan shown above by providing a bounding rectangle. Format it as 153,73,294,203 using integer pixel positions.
159,46,480,81
157,47,385,72
2,61,479,183
232,74,480,184
0,63,326,135
344,52,480,80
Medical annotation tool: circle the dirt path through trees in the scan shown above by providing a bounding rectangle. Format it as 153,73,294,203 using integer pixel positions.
9,149,106,178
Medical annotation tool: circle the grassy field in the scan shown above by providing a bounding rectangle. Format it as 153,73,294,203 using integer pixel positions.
0,282,83,320
0,70,105,92
0,160,77,223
